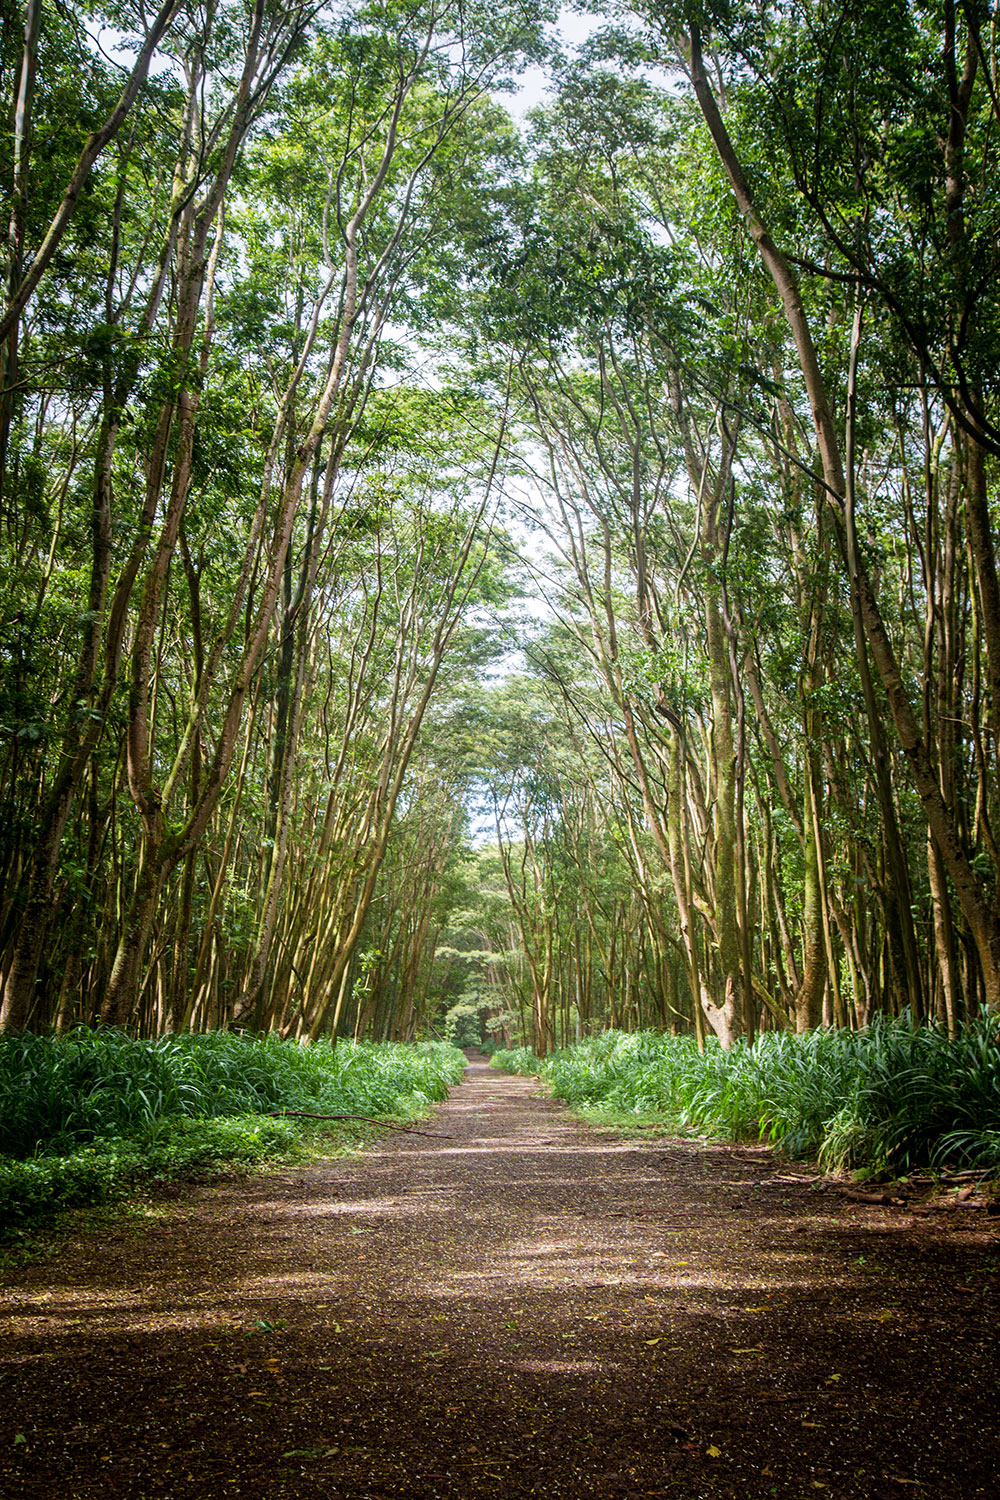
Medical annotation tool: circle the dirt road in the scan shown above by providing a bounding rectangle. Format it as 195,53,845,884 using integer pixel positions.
2,1056,998,1498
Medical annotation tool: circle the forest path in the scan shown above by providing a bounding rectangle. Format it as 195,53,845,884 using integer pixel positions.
2,1055,998,1500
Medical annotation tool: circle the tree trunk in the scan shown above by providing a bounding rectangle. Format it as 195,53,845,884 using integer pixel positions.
684,23,1000,1012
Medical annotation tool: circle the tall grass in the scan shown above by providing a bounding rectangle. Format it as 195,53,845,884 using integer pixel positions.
0,1030,464,1157
0,1031,465,1238
493,1014,1000,1175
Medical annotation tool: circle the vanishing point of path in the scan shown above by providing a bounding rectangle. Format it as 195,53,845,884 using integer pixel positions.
2,1056,999,1500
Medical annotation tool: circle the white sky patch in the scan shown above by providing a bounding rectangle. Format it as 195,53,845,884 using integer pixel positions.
81,16,179,81
501,7,601,121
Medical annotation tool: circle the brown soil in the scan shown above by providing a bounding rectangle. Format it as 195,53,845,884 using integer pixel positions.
2,1055,999,1500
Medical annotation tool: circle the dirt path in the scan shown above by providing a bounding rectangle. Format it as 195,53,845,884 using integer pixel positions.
2,1056,998,1500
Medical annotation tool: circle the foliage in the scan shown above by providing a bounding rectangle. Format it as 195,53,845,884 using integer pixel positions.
490,1046,540,1076
494,1017,1000,1176
3,0,1000,1063
0,1030,464,1236
442,1000,484,1049
0,1029,465,1158
0,1116,303,1236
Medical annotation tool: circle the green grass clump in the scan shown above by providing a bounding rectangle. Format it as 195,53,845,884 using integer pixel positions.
0,1116,303,1235
492,1016,1000,1176
0,1030,464,1157
489,1046,541,1077
0,1031,464,1239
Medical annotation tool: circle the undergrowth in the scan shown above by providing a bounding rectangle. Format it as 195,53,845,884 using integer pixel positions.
492,1014,1000,1176
0,1031,464,1240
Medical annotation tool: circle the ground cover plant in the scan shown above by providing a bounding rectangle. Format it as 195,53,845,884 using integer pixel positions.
493,1015,1000,1177
0,1031,465,1238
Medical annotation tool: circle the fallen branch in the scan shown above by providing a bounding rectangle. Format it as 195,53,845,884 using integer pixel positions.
264,1110,450,1138
828,1186,897,1205
761,1174,822,1186
904,1170,995,1184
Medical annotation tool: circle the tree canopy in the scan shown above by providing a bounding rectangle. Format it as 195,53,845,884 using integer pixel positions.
2,0,999,1049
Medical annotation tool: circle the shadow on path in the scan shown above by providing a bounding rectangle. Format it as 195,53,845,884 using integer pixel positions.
2,1055,998,1498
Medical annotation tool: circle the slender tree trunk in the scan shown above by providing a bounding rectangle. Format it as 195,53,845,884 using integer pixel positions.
684,24,1000,1010
796,764,827,1030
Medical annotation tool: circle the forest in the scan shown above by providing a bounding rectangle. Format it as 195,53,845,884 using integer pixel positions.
1,0,1000,1062
3,11,1000,1499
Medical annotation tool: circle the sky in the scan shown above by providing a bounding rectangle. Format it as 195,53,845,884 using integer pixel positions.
501,7,601,121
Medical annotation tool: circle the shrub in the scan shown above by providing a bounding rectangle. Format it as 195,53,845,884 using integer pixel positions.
0,1030,465,1158
0,1032,465,1238
492,1016,1000,1176
490,1046,541,1076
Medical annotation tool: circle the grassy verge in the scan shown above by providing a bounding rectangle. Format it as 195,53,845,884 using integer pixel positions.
492,1015,1000,1177
0,1031,464,1245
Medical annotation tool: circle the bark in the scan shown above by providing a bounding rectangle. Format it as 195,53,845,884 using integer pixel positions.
963,435,1000,746
703,586,744,1043
843,303,925,1018
666,735,707,1049
796,764,827,1031
2,32,235,1030
672,388,746,1044
684,24,1000,1011
101,2,322,1025
0,0,41,502
925,454,963,1030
